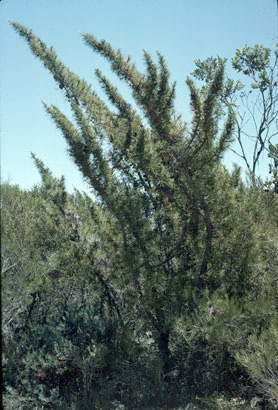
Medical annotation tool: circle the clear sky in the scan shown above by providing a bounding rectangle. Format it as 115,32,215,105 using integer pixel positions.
1,0,277,193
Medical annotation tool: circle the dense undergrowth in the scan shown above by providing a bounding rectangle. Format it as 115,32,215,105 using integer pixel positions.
2,179,278,409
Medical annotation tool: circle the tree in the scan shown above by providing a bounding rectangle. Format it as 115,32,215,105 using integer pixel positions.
10,21,238,374
191,44,278,180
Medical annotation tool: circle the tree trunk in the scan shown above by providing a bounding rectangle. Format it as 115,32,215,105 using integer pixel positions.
156,307,171,375
158,330,171,375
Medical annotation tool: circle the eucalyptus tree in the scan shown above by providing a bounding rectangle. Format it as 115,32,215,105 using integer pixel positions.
192,44,278,181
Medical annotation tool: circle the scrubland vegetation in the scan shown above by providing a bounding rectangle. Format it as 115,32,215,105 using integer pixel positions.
2,22,278,409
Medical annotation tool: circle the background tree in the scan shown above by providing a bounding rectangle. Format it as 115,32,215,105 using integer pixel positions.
192,44,278,180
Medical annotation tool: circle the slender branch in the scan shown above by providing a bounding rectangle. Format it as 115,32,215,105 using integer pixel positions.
92,261,124,326
1,260,22,275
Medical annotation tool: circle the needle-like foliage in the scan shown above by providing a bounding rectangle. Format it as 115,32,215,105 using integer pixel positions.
10,20,236,375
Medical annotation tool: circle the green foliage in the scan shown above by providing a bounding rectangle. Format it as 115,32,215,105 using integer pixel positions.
3,21,278,409
264,143,278,193
232,45,271,88
192,44,278,177
3,302,122,408
236,321,278,406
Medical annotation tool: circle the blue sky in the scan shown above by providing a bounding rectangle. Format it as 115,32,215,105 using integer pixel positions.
1,0,277,193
